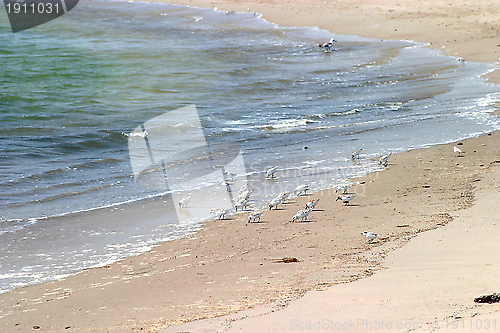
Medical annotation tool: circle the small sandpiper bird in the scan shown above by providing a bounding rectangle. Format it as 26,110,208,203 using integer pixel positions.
453,146,464,157
295,184,310,196
266,166,278,179
378,152,392,167
247,211,263,223
268,197,283,210
351,149,362,160
210,208,229,220
305,198,320,209
239,183,249,194
292,208,312,222
361,231,381,242
178,196,191,208
234,198,249,212
318,38,337,52
336,194,356,205
238,189,254,202
221,171,237,186
276,191,291,203
335,184,352,194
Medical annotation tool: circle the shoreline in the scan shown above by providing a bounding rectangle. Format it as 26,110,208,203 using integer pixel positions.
150,0,500,83
1,131,499,332
1,1,500,332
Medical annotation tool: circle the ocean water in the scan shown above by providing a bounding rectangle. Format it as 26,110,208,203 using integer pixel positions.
1,0,500,293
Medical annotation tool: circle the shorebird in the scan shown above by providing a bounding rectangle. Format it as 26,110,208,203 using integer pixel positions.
361,231,381,242
453,146,464,157
295,184,310,196
247,211,263,223
336,194,356,205
178,196,191,208
276,191,291,203
305,198,320,209
210,208,229,220
351,149,362,160
335,184,352,194
318,38,337,52
222,171,237,185
238,189,254,202
378,153,392,167
266,166,278,179
292,208,312,222
234,198,250,211
268,197,283,210
239,183,249,194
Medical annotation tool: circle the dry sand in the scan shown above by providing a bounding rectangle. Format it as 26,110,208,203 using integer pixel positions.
161,164,500,333
1,1,500,332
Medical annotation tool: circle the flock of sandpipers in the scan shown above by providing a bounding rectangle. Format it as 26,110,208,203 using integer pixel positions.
175,148,401,243
177,142,465,244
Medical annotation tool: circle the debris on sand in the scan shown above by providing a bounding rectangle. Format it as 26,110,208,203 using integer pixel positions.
474,293,500,304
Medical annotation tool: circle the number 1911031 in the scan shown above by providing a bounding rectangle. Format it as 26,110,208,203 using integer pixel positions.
6,2,60,14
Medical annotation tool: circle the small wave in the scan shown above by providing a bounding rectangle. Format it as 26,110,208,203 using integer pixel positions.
325,109,360,117
0,217,43,236
259,119,320,130
306,109,360,120
122,130,148,138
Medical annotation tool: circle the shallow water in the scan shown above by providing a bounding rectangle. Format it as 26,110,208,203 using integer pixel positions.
1,0,499,293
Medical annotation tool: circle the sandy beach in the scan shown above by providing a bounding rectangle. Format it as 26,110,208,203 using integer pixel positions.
1,133,499,333
1,1,500,332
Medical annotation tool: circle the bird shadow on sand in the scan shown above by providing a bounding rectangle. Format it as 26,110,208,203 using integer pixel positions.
292,219,315,224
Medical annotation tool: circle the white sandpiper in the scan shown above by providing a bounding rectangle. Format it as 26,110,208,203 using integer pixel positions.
266,166,278,179
222,171,237,186
234,198,250,212
305,198,320,209
361,231,381,242
178,196,191,208
335,184,352,194
295,184,310,196
268,197,283,210
239,183,249,194
378,152,392,166
248,211,263,223
292,208,312,222
336,194,356,205
210,208,229,220
276,191,291,203
238,189,254,202
453,146,464,157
